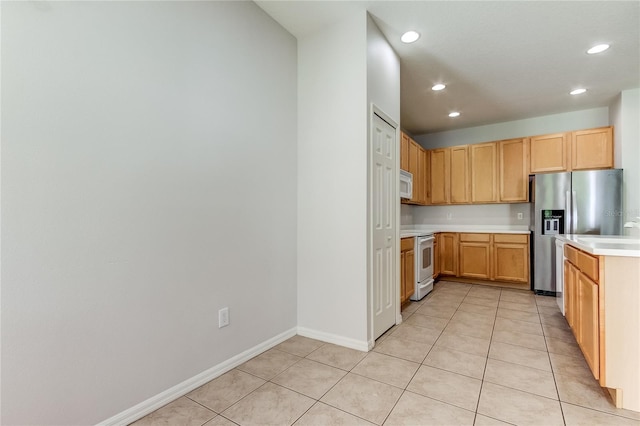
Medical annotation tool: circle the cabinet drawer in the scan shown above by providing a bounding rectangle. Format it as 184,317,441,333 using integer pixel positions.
459,233,491,242
565,244,579,265
401,237,415,251
493,234,528,244
578,251,599,283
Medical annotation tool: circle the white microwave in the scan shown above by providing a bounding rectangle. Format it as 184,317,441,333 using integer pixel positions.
400,170,413,199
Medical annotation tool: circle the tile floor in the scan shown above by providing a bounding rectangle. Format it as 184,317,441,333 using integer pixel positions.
132,280,640,425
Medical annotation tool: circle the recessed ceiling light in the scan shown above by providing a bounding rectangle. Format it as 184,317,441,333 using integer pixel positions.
401,31,420,43
449,112,460,118
587,44,610,54
570,88,587,95
432,84,446,91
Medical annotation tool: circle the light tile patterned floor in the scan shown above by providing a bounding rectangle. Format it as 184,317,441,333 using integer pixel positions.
132,280,640,426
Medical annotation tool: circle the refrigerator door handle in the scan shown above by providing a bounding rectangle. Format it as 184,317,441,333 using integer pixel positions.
572,190,578,233
566,191,572,233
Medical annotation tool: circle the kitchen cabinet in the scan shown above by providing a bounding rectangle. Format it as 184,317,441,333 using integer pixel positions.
459,233,491,279
433,234,440,279
498,138,529,202
439,233,458,276
400,132,410,172
450,145,470,203
577,271,600,379
493,234,530,283
421,148,430,203
564,246,601,379
430,148,450,204
400,237,415,305
470,142,498,203
400,132,429,205
529,132,569,173
571,126,613,170
562,243,640,411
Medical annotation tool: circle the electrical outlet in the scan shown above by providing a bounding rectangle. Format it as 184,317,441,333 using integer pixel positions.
218,307,229,328
446,213,452,220
517,212,523,220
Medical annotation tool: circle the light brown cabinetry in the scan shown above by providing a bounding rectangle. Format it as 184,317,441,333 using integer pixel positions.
400,132,429,205
530,132,569,173
430,148,450,204
450,146,470,203
459,233,491,279
440,233,459,276
564,246,601,379
400,237,415,304
433,234,440,279
470,143,498,203
498,138,529,202
572,127,613,170
455,233,529,283
493,234,530,283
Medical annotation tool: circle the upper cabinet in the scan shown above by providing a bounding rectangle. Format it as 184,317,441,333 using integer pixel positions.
498,138,529,202
529,126,613,173
470,142,498,203
430,148,450,204
400,132,430,206
530,132,569,173
571,126,613,170
450,146,470,203
402,125,612,206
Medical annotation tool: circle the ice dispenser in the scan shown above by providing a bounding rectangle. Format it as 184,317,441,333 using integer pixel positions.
541,210,565,235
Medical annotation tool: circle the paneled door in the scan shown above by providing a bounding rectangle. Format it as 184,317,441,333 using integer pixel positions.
371,112,397,340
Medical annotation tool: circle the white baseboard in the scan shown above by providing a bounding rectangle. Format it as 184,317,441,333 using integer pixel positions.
297,326,370,352
98,327,297,426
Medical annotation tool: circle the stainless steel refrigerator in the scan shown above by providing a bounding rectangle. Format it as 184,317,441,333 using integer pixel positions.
531,169,623,293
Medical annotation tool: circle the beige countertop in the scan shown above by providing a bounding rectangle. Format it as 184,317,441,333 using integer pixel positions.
555,234,640,257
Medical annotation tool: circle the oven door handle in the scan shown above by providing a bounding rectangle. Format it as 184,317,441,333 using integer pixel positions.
418,236,435,244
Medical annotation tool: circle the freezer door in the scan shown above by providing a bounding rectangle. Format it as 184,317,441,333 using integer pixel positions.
571,169,623,235
533,172,571,293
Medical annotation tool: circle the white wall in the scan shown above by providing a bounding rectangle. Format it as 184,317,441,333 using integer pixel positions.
297,12,369,348
1,2,297,424
416,107,610,149
408,203,530,226
611,88,640,237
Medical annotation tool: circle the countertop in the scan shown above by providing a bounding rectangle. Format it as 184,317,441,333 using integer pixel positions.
555,234,640,257
400,225,530,238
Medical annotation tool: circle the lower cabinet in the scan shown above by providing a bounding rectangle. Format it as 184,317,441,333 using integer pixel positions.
459,233,491,279
577,271,600,379
564,245,601,379
400,237,415,304
440,233,459,276
446,232,529,284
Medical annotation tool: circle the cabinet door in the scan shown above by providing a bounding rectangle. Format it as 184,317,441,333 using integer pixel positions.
530,132,569,173
493,243,529,282
400,132,410,172
459,242,491,279
450,146,470,203
408,140,419,203
423,149,431,204
400,250,406,303
404,249,415,303
433,238,440,278
571,127,613,170
499,138,529,202
470,142,498,203
430,149,450,204
414,141,426,205
440,233,458,276
564,260,579,336
578,272,600,379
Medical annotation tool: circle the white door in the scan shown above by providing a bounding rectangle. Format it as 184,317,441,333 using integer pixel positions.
371,112,397,340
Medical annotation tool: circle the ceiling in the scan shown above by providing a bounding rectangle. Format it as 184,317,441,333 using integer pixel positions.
255,1,640,135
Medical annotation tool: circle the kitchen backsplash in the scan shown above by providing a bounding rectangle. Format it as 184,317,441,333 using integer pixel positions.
402,203,531,226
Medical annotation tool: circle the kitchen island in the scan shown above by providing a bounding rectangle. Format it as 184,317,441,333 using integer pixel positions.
556,234,640,412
